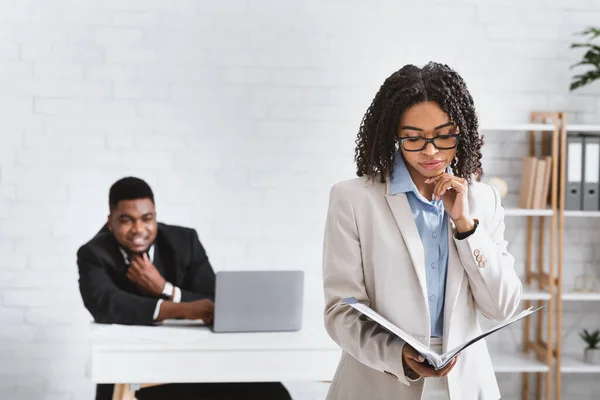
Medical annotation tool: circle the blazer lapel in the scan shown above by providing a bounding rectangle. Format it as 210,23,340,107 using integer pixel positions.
443,220,465,347
155,226,180,286
384,184,429,309
106,237,129,273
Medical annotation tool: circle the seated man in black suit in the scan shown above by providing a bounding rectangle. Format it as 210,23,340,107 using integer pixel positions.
77,177,291,400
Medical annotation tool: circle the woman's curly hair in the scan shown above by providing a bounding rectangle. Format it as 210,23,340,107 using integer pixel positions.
354,62,484,184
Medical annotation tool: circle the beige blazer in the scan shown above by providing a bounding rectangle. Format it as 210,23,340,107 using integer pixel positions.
322,176,522,400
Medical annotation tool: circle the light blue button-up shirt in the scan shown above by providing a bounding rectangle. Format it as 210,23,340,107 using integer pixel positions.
390,152,449,338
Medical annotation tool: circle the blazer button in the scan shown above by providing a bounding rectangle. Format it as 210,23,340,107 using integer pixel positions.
473,249,481,256
476,255,483,262
478,261,485,268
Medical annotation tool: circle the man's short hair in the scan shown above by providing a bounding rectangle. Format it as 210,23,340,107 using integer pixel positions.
109,177,155,211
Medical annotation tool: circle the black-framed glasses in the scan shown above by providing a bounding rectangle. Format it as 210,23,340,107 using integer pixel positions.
398,134,461,152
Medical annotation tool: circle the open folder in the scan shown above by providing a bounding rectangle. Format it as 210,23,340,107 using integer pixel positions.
343,297,542,370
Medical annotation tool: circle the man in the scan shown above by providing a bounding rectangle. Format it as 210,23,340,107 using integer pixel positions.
77,177,291,400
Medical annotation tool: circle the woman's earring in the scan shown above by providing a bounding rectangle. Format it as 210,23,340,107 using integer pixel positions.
451,156,458,169
395,141,400,151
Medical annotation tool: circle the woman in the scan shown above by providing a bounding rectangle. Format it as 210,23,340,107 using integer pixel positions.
322,62,522,400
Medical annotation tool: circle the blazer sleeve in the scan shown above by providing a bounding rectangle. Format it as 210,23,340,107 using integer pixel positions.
322,184,412,386
453,184,522,322
179,229,216,302
77,245,159,326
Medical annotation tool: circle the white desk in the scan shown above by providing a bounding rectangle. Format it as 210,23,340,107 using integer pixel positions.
90,321,341,387
89,320,545,399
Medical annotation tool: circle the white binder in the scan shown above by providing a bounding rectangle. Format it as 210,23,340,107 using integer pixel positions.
565,135,584,210
583,136,600,211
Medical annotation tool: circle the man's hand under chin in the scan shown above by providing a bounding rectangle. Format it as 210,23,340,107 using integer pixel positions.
126,252,167,298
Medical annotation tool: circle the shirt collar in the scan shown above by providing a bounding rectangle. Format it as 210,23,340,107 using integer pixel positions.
119,244,155,265
390,151,419,196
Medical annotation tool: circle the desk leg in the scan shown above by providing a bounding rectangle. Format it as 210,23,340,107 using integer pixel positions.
112,384,136,400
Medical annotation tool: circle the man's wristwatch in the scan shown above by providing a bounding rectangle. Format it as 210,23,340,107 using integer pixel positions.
161,281,174,300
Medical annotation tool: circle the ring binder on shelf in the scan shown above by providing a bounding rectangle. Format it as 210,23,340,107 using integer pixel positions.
565,135,584,210
582,136,600,211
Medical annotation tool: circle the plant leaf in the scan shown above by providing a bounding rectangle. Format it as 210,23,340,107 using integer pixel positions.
570,69,600,91
577,27,600,40
572,43,595,49
570,27,600,90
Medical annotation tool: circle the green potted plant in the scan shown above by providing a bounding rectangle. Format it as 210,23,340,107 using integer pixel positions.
580,329,600,364
570,27,600,91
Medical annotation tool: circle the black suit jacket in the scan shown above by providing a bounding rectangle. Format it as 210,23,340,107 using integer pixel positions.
77,222,216,326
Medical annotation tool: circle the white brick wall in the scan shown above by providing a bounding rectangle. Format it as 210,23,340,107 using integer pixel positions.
1,0,600,399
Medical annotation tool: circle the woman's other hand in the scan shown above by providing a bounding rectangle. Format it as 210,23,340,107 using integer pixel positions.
401,343,459,378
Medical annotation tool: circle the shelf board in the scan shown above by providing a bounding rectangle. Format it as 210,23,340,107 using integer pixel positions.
480,123,556,132
522,285,551,301
562,288,600,301
504,208,554,217
565,124,600,133
561,353,600,373
480,123,600,133
563,210,600,218
491,351,549,373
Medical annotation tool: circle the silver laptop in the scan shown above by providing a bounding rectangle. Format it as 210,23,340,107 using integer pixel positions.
212,270,304,333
